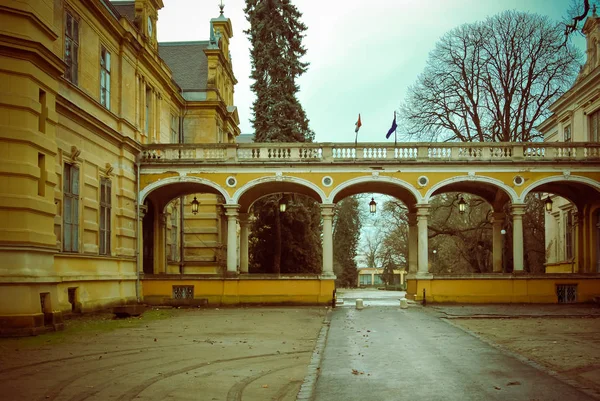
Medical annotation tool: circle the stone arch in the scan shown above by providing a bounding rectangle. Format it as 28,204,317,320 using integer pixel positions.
425,175,519,208
233,175,327,213
328,176,422,208
139,175,231,206
520,175,600,203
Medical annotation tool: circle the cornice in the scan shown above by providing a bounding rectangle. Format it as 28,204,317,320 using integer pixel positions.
0,5,59,41
551,67,600,113
0,34,66,78
56,89,142,154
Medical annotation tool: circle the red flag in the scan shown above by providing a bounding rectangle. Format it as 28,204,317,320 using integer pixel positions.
355,114,362,133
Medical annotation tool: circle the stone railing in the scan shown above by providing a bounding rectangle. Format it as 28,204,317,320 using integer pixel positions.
140,142,600,163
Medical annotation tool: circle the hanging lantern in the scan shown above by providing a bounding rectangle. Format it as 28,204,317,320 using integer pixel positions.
279,198,286,213
458,196,467,214
545,196,553,212
369,197,377,214
191,196,200,215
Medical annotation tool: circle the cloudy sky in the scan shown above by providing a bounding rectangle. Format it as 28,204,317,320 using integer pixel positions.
157,0,584,143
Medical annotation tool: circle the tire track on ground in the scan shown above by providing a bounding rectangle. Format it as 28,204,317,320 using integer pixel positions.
116,351,308,401
226,364,300,401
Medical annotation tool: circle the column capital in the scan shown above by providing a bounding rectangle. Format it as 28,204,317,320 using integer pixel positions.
223,204,240,217
511,204,527,216
320,203,335,218
416,204,430,217
138,204,148,220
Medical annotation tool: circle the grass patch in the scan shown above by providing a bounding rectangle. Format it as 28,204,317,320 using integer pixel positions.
4,308,176,348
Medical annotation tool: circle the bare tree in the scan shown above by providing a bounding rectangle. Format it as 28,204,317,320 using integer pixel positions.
400,10,581,142
564,0,596,40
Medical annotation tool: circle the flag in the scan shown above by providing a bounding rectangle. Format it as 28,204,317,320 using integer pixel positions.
386,112,398,139
355,114,362,133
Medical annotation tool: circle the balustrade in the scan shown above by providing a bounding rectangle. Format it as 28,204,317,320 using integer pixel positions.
139,142,600,164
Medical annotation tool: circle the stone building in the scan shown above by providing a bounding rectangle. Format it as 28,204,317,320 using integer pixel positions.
538,11,600,274
0,0,239,334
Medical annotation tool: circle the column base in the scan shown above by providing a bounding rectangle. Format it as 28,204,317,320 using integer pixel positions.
319,273,337,279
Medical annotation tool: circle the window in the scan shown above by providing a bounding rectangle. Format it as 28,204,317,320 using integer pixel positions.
590,109,600,142
565,211,574,260
170,114,179,143
63,163,79,252
99,178,111,255
38,153,45,196
145,87,151,135
359,274,371,285
564,125,571,142
169,208,178,261
100,47,111,109
65,11,79,84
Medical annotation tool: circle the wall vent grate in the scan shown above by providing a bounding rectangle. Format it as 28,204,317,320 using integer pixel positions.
557,284,577,303
173,285,194,299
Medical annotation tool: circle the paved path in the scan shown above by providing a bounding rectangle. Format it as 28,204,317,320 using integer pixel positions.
314,300,595,401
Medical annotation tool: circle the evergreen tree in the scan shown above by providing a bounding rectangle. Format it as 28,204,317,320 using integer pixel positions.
333,197,362,287
245,0,320,274
244,0,314,142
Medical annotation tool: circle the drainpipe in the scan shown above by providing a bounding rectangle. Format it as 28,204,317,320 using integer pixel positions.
135,153,141,303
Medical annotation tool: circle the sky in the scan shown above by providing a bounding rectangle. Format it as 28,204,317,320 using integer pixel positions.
157,0,585,143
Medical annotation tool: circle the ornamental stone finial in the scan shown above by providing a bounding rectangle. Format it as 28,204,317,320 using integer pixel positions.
219,0,224,16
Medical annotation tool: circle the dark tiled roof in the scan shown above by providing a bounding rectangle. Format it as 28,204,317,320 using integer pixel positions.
158,42,209,91
111,1,136,23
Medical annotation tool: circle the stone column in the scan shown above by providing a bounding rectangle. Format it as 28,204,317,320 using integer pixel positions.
408,212,418,273
512,204,526,272
321,204,335,277
492,212,504,272
239,213,250,274
224,205,239,275
416,205,430,275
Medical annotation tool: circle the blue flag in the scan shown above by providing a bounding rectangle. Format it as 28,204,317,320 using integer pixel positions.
386,112,397,139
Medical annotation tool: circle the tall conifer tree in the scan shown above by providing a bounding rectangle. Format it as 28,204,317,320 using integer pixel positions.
244,0,314,142
245,0,319,274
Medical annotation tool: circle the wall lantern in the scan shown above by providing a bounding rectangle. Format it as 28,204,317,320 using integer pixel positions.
279,198,287,213
369,197,377,214
544,196,553,212
458,196,467,214
191,196,200,215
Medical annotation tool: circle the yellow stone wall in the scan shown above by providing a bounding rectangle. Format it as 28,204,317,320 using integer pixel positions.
142,278,335,305
408,277,600,303
0,0,241,334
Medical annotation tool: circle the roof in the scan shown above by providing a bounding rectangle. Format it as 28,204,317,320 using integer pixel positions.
158,41,209,91
110,1,135,23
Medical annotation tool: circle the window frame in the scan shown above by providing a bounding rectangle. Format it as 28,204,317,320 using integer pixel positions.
589,109,600,142
563,124,571,142
565,210,574,261
100,46,111,109
63,163,80,252
99,178,111,255
64,10,79,85
170,114,179,143
169,207,178,262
